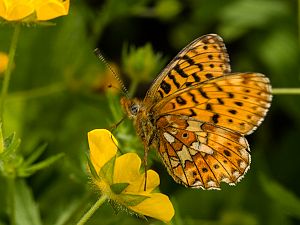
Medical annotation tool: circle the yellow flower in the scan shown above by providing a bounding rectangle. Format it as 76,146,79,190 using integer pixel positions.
0,0,34,21
0,52,9,74
0,0,69,21
88,129,175,222
34,0,69,21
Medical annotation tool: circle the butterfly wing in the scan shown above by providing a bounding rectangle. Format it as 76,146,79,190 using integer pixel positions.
144,34,231,108
136,34,272,189
156,115,250,189
155,72,272,135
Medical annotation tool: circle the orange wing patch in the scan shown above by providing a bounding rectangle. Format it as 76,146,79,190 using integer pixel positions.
156,73,272,135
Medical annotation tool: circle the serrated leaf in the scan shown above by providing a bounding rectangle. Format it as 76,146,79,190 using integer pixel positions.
18,153,64,177
110,183,129,194
99,155,116,184
120,193,149,207
15,179,42,225
260,173,300,219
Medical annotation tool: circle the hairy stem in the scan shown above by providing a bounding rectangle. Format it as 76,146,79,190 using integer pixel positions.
76,195,108,225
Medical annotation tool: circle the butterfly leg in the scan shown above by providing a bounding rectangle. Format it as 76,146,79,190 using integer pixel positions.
108,116,126,132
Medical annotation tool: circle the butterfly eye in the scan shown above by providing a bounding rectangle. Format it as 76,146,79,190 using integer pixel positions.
130,104,139,115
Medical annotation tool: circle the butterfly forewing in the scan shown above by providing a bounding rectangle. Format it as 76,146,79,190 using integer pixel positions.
155,73,272,135
144,34,231,108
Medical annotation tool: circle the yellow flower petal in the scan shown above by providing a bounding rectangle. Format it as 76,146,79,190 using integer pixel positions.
126,170,160,194
0,52,9,74
130,193,175,222
0,1,6,19
113,153,160,193
0,0,34,21
34,0,69,20
113,153,141,183
88,129,118,173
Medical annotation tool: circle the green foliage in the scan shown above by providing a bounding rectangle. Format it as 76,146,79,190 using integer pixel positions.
260,173,300,219
122,43,165,87
0,0,299,224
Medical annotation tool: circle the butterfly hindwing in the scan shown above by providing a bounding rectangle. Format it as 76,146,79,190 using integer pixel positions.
157,115,250,189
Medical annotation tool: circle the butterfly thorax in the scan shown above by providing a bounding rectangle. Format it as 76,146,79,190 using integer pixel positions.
120,97,157,146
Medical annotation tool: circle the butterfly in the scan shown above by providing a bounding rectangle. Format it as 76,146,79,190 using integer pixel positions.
120,34,272,190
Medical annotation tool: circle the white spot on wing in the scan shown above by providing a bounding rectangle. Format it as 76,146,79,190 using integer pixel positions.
233,171,240,178
177,146,193,165
191,142,201,151
199,144,214,155
186,120,203,132
192,180,203,187
163,132,175,143
240,161,247,169
207,180,216,187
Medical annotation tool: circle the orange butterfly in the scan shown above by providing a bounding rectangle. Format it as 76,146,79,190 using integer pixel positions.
120,34,272,190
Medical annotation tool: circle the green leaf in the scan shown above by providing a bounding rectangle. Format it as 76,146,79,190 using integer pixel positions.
4,132,20,153
15,179,42,225
110,183,129,194
120,193,150,207
23,143,48,167
18,153,64,177
218,0,289,39
86,154,99,180
99,155,116,184
0,133,20,160
260,173,300,219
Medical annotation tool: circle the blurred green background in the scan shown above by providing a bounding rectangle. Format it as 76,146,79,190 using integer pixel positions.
0,0,300,224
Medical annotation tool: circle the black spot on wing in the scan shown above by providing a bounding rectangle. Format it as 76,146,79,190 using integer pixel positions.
174,65,188,78
198,88,209,99
212,114,220,124
188,92,199,104
182,55,195,65
176,96,187,105
160,81,171,94
168,73,180,88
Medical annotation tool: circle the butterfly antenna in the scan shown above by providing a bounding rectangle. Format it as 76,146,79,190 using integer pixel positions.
94,48,129,98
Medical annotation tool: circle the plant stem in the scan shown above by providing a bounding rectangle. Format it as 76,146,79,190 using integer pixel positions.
272,88,300,95
7,176,16,225
76,195,108,225
0,24,21,130
298,0,300,46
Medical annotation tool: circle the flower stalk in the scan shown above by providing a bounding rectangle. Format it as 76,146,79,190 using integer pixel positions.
0,24,21,129
76,195,108,225
272,88,300,95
